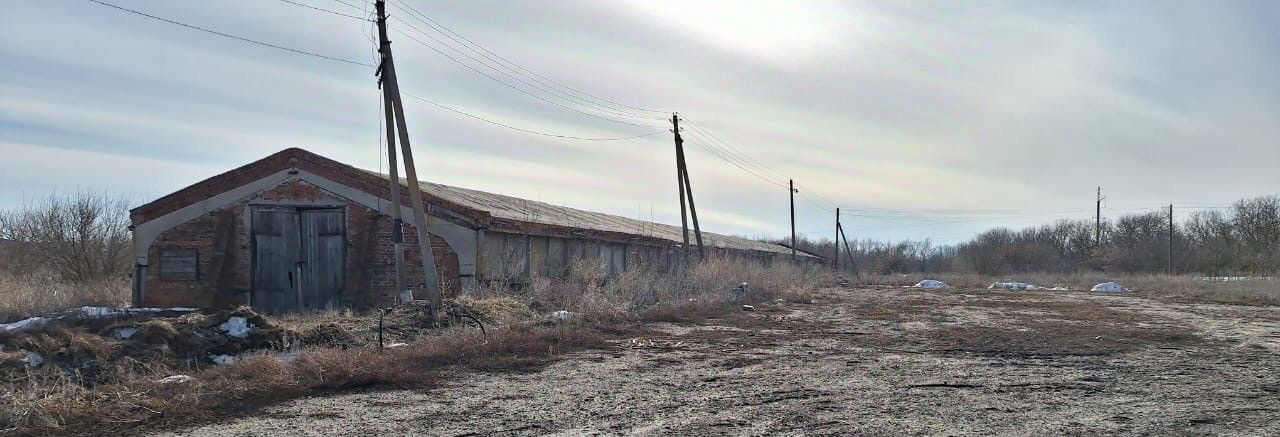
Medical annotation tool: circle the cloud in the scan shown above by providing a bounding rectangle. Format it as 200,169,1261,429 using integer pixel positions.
0,0,1276,245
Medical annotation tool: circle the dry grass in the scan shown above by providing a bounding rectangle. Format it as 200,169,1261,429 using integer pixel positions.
0,270,130,323
1,324,608,435
855,272,1279,306
492,255,829,324
2,256,827,435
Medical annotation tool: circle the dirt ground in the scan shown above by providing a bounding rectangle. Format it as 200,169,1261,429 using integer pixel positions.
156,286,1280,436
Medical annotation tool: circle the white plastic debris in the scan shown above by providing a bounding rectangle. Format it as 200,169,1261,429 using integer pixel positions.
551,310,575,321
113,327,139,339
156,375,196,384
398,289,415,305
1091,282,1129,293
989,282,1041,290
218,316,253,338
385,342,409,349
741,305,756,312
912,280,949,289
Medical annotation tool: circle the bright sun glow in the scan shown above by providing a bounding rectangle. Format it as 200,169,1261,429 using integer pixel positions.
616,0,859,66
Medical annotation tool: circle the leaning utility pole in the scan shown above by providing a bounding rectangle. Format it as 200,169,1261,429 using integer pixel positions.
838,221,856,279
376,0,440,315
1096,186,1104,247
790,179,797,260
382,79,407,300
1168,204,1174,275
833,207,840,273
671,113,704,260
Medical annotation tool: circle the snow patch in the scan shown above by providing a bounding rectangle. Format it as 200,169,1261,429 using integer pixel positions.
386,342,409,349
209,354,237,365
218,316,253,338
0,316,51,333
989,282,1041,291
912,280,949,289
1091,282,1129,293
113,327,139,339
2,307,200,334
156,375,196,384
1201,276,1275,282
21,350,44,367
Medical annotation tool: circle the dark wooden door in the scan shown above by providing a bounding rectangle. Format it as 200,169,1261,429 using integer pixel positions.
251,207,345,313
299,209,345,311
251,207,299,314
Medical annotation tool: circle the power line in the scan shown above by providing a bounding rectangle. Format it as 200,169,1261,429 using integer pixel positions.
86,0,374,66
386,14,661,124
330,0,368,11
388,0,670,116
682,137,789,189
388,1,666,122
401,92,666,141
682,119,787,181
274,0,369,21
390,28,662,129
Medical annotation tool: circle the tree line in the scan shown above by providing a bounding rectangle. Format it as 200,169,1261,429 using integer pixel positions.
781,195,1280,276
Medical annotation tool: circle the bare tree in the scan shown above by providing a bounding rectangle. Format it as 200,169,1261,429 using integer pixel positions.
0,190,132,282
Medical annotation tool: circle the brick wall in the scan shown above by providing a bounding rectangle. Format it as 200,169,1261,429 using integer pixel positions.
144,179,460,310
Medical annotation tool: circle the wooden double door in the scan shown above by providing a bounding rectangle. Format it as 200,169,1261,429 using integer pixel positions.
251,207,345,313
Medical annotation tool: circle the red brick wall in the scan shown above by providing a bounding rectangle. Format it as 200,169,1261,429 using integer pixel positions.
144,179,460,310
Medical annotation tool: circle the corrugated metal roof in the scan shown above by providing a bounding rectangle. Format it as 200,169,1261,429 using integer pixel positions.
362,170,810,257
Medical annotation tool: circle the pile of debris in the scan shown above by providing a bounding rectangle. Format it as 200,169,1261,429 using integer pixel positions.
0,306,293,384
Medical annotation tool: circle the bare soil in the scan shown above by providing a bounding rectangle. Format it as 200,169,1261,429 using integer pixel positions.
157,286,1280,436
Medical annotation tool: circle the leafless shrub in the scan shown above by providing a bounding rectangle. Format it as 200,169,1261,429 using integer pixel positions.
0,190,132,282
0,191,133,321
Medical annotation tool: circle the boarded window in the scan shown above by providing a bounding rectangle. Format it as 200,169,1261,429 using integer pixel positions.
160,248,198,281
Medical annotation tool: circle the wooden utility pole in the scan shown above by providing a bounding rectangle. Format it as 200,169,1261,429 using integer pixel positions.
833,207,840,273
376,0,440,315
1096,186,1104,247
1168,204,1174,275
790,179,797,260
673,114,690,261
838,222,856,278
671,113,704,260
382,79,407,299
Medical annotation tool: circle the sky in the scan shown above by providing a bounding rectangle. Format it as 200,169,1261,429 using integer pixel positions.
1,0,1277,245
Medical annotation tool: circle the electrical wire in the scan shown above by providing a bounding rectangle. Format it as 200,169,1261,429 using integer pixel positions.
682,119,787,181
391,28,663,129
388,2,665,121
274,0,369,21
389,0,670,116
400,92,667,141
86,0,374,66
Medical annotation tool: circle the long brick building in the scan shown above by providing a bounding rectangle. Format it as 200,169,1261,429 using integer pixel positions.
129,148,815,313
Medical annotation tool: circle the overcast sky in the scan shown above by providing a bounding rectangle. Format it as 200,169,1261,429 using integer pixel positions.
1,0,1277,244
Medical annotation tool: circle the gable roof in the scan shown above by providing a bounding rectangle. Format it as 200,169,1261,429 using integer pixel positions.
133,148,815,258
